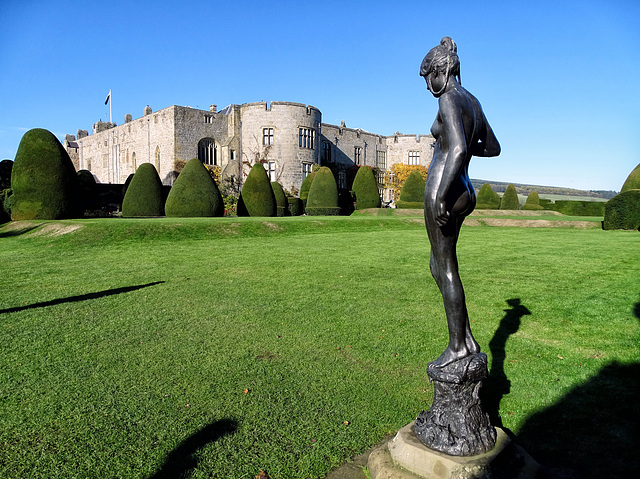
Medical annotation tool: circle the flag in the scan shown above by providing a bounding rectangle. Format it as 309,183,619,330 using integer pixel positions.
105,91,111,105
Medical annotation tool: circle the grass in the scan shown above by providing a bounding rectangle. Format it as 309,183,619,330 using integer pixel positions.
1,216,638,478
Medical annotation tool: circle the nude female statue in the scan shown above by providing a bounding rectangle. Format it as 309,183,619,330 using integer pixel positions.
420,37,501,368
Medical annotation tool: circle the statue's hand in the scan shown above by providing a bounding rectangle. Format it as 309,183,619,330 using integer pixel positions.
435,200,450,227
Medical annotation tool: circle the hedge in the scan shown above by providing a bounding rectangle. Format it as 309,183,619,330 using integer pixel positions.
621,163,640,193
522,190,544,210
11,128,81,220
122,163,165,217
77,169,100,214
305,167,340,216
352,166,381,209
271,181,288,217
288,197,303,216
603,190,640,230
165,159,223,217
499,184,520,210
398,170,425,208
547,200,605,216
238,163,276,217
476,183,500,209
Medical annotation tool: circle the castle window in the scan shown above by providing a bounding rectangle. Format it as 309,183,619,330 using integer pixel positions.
354,147,362,165
265,161,276,181
263,128,274,146
299,128,315,149
204,115,213,124
302,162,313,179
198,138,218,166
408,151,420,165
376,150,387,170
322,141,331,163
338,171,346,189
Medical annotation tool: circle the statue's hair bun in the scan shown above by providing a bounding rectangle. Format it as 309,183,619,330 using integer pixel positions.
440,37,457,53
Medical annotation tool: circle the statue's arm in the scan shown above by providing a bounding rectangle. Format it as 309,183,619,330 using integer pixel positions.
472,111,501,158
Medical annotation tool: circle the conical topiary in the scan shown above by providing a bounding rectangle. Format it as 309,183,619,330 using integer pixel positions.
621,162,640,193
122,163,164,217
522,190,543,211
396,170,426,209
165,159,223,217
352,166,381,210
10,128,81,220
300,171,316,209
239,163,276,217
271,181,288,217
476,183,500,209
499,184,520,210
305,167,340,216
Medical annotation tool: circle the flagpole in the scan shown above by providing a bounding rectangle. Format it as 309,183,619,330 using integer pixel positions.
109,89,112,124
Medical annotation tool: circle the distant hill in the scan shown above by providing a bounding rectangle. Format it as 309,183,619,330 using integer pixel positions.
470,179,617,200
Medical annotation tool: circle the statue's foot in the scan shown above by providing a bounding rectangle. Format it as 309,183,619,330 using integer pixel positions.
431,346,470,368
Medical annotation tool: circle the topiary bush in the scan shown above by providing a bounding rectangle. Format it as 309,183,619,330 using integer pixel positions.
522,190,544,210
396,169,426,209
299,171,316,210
476,183,500,209
77,169,100,215
165,159,223,217
547,200,605,216
288,197,303,216
122,163,165,217
603,190,640,230
352,166,381,209
271,181,288,217
10,128,81,220
305,167,340,216
499,184,520,210
239,163,276,217
621,163,640,193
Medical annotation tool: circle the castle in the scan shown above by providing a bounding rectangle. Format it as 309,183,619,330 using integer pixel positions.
65,101,434,202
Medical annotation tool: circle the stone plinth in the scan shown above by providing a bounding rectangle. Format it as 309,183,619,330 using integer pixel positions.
414,353,496,456
368,423,541,479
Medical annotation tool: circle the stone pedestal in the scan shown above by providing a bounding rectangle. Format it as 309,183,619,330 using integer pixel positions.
368,423,541,479
414,353,496,456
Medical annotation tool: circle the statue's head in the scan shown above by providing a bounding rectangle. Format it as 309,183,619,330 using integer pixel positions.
420,37,461,96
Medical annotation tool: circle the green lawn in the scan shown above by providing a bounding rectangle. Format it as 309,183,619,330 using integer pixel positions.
0,217,638,478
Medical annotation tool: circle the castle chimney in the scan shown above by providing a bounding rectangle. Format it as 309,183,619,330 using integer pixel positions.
209,104,217,113
144,105,152,116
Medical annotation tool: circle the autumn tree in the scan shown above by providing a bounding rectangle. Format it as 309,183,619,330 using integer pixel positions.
385,164,428,200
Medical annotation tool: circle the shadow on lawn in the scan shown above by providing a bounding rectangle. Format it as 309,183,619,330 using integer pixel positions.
148,418,238,479
0,281,165,314
516,361,640,479
0,224,43,237
481,298,531,428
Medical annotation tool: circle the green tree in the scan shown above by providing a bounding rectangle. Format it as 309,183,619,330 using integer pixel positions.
271,181,288,217
476,183,500,209
122,163,165,217
11,128,80,220
165,159,223,217
238,163,276,217
396,170,426,209
305,167,340,216
499,184,520,210
352,166,381,209
522,190,543,210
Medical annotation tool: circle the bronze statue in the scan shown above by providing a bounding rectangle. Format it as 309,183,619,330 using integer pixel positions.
421,37,500,368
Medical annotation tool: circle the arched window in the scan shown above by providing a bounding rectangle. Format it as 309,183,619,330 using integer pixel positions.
132,152,137,171
198,138,218,166
155,146,161,173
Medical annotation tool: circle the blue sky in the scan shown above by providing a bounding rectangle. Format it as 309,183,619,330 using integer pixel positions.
1,0,638,191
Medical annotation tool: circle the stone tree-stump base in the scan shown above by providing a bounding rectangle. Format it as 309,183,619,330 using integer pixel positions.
414,353,496,456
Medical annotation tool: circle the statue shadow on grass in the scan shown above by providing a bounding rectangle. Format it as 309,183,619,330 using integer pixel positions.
147,418,238,479
480,298,531,429
0,281,165,315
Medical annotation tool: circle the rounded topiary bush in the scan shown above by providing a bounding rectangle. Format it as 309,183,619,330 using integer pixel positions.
396,169,426,209
603,190,640,230
122,163,164,217
621,163,640,193
77,169,99,214
352,166,381,210
300,171,316,210
476,183,500,209
288,196,303,216
239,163,276,217
305,167,340,216
271,182,288,217
10,128,81,220
522,190,544,210
499,184,520,210
165,159,223,217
